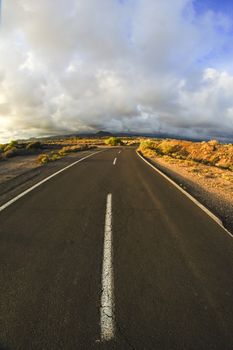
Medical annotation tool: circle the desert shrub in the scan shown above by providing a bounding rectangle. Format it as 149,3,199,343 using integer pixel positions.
3,147,18,158
58,149,67,156
139,137,233,171
50,152,61,161
158,144,174,155
26,141,42,150
173,153,185,160
37,154,49,164
37,143,94,165
139,140,157,151
138,140,159,158
207,140,219,151
60,144,93,153
125,140,139,146
105,137,124,146
62,146,79,153
157,141,182,155
3,140,18,153
4,144,14,152
139,140,185,156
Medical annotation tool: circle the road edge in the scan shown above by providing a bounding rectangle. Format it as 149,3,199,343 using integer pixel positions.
136,150,233,238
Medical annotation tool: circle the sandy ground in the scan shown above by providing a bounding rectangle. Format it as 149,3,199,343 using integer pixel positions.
140,152,233,233
0,155,41,182
0,155,43,199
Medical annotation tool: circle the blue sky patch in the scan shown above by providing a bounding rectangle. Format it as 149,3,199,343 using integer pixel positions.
194,0,233,16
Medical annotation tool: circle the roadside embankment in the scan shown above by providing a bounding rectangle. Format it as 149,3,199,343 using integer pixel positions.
138,139,233,233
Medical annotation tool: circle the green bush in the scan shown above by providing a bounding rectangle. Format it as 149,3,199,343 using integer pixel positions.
105,137,124,146
157,141,181,155
139,140,156,150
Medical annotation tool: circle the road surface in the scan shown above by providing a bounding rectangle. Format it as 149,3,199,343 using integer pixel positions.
0,147,233,349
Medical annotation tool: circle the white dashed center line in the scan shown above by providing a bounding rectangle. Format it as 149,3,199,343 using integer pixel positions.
113,158,117,165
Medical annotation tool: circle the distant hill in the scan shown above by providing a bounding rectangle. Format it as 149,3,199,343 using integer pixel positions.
95,131,113,137
15,130,233,144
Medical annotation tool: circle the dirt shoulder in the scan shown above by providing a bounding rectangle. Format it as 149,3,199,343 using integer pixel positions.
139,151,233,234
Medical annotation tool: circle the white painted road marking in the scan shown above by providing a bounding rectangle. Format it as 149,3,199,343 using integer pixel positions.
0,150,105,213
100,193,115,342
118,151,121,154
113,158,117,165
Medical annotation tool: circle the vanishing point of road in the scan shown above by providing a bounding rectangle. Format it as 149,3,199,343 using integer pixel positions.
0,147,233,349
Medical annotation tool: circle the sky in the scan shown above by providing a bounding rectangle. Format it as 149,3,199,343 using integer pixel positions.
0,0,233,142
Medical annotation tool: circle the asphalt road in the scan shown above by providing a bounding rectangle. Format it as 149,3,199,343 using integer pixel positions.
0,147,233,350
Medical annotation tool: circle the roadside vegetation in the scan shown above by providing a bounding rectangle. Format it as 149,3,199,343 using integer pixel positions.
139,139,233,171
138,138,233,199
105,137,124,146
0,139,98,165
37,144,96,164
0,140,43,160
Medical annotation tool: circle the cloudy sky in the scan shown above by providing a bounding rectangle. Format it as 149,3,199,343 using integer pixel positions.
0,0,233,142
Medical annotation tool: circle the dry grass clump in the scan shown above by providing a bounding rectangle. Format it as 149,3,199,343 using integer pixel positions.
37,152,62,164
60,144,95,153
139,139,233,171
37,154,50,164
37,144,96,165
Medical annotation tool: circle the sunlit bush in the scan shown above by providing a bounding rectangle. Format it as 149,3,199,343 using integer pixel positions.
105,137,124,146
37,154,50,164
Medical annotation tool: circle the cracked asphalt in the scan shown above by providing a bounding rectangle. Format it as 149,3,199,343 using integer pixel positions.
1,147,233,349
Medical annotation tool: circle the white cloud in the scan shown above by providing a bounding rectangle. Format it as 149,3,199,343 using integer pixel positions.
0,0,233,142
